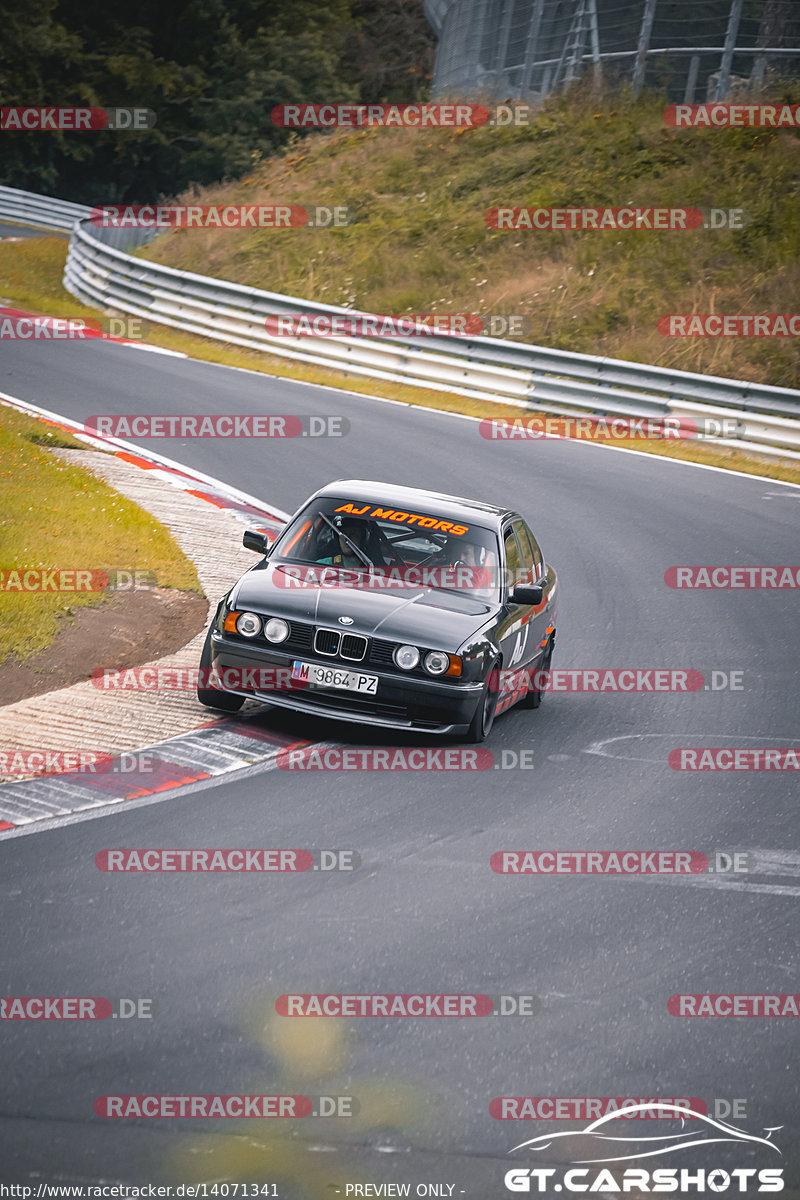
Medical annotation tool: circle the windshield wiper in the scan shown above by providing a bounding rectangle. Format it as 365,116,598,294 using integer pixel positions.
318,512,373,570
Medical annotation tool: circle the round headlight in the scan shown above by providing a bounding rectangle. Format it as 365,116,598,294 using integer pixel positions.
394,644,420,671
264,617,290,643
424,650,450,675
236,611,262,638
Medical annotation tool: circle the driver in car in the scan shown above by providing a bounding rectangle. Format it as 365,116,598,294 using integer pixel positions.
318,517,371,568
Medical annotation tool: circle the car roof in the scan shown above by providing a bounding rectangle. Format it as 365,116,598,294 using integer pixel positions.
312,479,515,531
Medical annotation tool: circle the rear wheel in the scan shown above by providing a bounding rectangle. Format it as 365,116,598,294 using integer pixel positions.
465,658,500,743
197,626,245,712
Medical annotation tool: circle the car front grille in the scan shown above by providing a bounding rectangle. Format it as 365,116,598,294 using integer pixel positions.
314,628,341,656
340,633,367,662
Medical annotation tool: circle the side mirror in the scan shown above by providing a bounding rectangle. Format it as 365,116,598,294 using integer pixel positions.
243,529,270,556
511,583,543,606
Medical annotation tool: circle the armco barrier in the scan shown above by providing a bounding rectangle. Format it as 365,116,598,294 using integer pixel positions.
2,185,798,459
0,185,91,232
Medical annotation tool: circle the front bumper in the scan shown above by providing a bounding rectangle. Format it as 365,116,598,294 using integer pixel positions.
208,633,483,735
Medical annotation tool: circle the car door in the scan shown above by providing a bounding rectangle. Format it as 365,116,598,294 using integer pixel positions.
494,523,539,711
517,518,556,665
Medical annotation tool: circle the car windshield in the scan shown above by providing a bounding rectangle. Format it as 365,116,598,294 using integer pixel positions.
272,496,501,599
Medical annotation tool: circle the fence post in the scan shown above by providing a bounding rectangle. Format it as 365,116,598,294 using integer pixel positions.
588,0,603,89
521,0,547,97
715,0,745,99
683,54,700,103
632,0,658,99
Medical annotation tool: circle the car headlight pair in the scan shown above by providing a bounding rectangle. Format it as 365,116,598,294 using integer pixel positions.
224,610,289,643
393,644,461,677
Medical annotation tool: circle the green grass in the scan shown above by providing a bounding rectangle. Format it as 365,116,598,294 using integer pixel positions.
1,141,800,492
0,406,202,663
139,87,800,389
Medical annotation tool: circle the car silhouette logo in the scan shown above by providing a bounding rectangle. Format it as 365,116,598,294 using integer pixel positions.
338,616,354,625
509,1102,783,1164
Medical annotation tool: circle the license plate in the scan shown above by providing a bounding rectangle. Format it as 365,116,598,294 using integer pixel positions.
291,660,378,695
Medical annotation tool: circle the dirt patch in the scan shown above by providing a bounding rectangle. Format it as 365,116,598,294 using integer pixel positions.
0,588,208,706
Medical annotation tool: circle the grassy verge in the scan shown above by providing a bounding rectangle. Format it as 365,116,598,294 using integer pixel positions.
1,220,799,487
139,87,800,389
0,405,202,663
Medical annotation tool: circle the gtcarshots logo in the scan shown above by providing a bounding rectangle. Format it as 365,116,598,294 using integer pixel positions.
504,1104,783,1186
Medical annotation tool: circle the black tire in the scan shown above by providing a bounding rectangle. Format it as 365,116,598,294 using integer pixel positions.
197,626,245,712
520,638,553,709
465,658,500,744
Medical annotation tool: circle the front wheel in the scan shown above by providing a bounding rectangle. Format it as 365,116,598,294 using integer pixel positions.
465,658,500,744
197,626,245,712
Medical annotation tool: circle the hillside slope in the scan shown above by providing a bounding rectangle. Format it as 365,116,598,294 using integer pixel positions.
137,90,798,388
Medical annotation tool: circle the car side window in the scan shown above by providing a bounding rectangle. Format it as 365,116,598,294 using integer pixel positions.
503,527,521,596
513,521,535,585
522,523,543,578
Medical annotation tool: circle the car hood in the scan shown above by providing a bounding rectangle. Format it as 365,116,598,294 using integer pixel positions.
231,562,496,650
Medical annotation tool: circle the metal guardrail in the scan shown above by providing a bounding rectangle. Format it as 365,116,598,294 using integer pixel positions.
1,185,798,460
0,185,91,232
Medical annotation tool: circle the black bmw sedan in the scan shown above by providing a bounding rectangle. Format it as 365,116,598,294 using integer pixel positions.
197,480,558,742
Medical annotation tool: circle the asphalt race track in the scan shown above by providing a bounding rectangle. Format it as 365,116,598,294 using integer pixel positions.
1,337,798,1187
